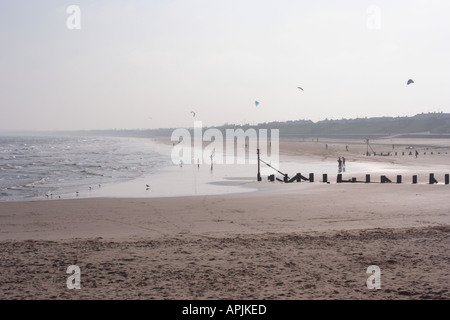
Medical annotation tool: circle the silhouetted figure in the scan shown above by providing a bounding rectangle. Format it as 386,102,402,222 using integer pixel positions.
337,157,342,168
342,157,346,167
346,145,348,152
326,144,328,149
415,150,419,158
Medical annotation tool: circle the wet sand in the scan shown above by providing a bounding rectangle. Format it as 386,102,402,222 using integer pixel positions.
0,136,449,300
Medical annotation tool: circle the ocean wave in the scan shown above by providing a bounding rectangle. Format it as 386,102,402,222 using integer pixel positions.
80,169,104,177
1,164,23,170
20,176,49,188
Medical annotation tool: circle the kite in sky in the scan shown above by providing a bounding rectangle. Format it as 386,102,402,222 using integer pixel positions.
407,79,414,85
255,101,259,107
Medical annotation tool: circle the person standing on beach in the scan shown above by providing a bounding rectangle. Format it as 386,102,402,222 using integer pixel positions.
337,157,342,168
342,157,346,167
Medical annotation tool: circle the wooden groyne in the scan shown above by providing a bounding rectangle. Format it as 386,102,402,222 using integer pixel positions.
264,172,449,185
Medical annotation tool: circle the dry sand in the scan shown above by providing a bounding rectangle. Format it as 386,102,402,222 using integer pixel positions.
0,137,449,300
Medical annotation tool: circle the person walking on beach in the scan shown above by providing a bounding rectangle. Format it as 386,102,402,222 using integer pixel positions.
337,157,342,168
415,150,419,158
342,157,346,167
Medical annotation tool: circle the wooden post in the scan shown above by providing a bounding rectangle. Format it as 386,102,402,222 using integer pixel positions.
381,176,391,183
257,149,261,181
296,173,301,182
397,175,402,184
445,174,449,185
323,174,328,183
309,173,314,183
337,174,342,183
429,173,438,184
412,175,417,184
366,174,371,183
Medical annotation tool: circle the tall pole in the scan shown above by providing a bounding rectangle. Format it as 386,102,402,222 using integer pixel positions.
257,148,261,181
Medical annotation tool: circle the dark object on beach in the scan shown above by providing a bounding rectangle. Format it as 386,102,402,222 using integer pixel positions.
429,173,438,184
407,79,414,85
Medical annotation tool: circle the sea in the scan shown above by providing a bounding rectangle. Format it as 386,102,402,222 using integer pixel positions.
0,135,172,202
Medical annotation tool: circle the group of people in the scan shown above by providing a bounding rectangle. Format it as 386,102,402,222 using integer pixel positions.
337,156,346,168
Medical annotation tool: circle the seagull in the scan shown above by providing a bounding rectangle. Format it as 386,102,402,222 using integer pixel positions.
297,87,304,91
407,79,414,85
190,111,196,117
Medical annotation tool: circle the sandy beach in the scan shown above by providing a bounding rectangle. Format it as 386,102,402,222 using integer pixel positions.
0,136,449,300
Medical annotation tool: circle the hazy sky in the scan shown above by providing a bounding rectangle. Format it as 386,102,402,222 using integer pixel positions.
1,0,449,131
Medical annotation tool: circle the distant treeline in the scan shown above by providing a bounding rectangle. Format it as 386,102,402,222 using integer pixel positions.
41,112,450,139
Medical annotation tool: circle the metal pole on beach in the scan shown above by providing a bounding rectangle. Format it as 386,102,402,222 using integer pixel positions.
257,148,261,181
